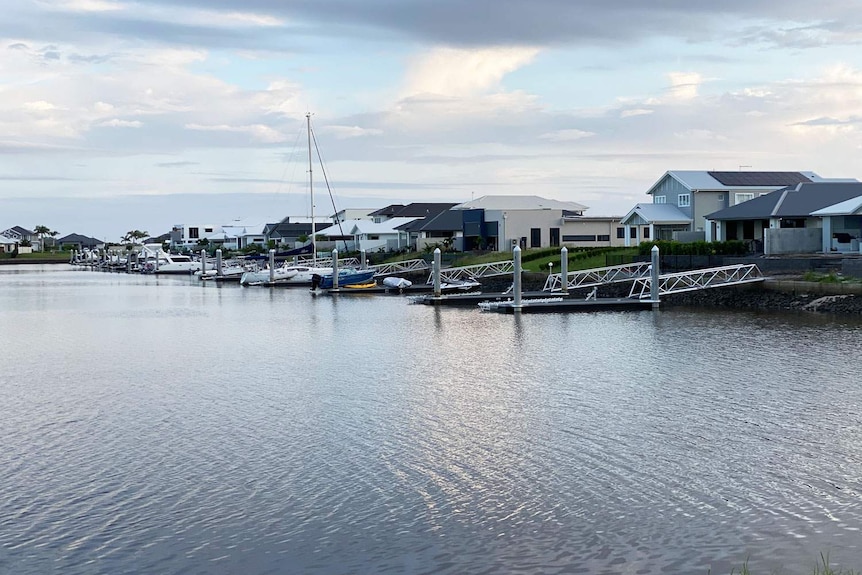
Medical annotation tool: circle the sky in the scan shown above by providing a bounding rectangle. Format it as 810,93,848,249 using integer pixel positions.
2,0,862,242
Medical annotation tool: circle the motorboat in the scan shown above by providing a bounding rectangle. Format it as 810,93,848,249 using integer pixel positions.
311,269,376,290
139,244,202,274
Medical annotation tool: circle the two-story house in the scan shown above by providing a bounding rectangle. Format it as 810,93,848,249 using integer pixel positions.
619,171,825,245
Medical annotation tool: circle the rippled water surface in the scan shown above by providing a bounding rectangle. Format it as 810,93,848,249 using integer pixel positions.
2,264,862,574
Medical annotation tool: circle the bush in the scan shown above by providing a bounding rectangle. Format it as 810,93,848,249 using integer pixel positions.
637,240,749,256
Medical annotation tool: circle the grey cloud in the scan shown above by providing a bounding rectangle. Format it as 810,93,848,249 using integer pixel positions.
793,116,862,126
5,0,861,51
156,161,201,168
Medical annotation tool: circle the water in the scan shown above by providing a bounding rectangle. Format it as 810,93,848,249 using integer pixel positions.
2,264,862,575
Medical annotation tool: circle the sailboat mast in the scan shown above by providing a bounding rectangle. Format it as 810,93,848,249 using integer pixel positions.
307,112,316,260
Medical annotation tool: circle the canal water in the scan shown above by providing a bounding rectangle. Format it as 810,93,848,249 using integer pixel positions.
1,264,861,575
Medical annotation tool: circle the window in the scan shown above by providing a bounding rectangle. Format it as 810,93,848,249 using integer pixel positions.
188,227,199,239
597,234,610,242
205,228,213,233
654,195,667,204
630,228,637,239
530,228,541,248
643,228,650,239
735,193,755,204
616,227,625,239
678,194,690,207
562,235,596,242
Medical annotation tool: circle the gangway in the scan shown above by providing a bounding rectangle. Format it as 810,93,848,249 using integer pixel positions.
370,259,429,277
426,260,515,283
628,263,765,299
543,262,653,292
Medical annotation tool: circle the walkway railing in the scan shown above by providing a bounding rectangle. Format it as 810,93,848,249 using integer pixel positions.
427,260,515,283
543,262,653,292
628,263,765,299
370,259,430,277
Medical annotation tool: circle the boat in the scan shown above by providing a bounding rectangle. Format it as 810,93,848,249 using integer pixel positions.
311,269,376,290
139,244,202,274
240,113,347,287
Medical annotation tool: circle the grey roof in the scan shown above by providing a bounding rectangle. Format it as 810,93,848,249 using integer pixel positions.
649,170,824,194
811,195,862,216
418,209,464,232
0,233,19,244
453,195,588,212
57,233,101,246
620,203,691,225
705,182,862,220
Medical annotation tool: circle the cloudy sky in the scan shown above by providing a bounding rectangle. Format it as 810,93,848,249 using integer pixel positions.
2,0,861,241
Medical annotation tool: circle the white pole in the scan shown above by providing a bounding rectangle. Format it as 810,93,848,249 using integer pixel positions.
269,249,275,283
433,248,441,297
332,248,339,289
560,246,568,294
650,245,660,308
215,249,223,276
513,245,522,311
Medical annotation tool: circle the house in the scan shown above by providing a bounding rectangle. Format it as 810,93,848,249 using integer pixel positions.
0,233,19,253
450,195,639,251
56,233,103,251
1,226,39,250
705,181,862,255
170,223,220,250
263,217,329,248
620,171,830,244
404,209,465,252
315,218,418,252
331,208,376,223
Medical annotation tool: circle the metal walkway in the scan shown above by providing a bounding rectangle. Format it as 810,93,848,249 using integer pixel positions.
426,260,515,283
543,262,653,292
369,259,429,277
628,263,765,299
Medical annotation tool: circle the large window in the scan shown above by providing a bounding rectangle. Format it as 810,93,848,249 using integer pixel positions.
562,235,597,242
654,195,667,204
616,227,625,239
188,227,199,239
735,193,755,204
678,194,690,207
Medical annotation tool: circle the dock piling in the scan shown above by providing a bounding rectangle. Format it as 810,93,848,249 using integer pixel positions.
513,246,522,311
215,249,222,276
433,248,441,297
269,249,275,283
560,247,568,294
332,248,339,289
650,245,660,308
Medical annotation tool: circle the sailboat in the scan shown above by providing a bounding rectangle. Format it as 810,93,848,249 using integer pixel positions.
240,113,347,286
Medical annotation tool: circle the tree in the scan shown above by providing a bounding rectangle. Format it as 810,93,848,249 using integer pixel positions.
33,225,51,251
122,230,149,244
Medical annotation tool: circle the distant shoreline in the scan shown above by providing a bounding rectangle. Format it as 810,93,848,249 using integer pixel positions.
0,258,70,265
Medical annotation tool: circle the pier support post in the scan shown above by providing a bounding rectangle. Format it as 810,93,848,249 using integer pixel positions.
154,249,159,273
560,246,568,294
200,249,207,277
433,248,441,297
215,249,222,276
360,249,367,270
332,248,339,289
650,245,660,309
513,245,522,311
269,249,276,283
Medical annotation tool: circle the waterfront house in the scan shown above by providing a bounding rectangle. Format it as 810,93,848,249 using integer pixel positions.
56,233,104,251
450,195,640,252
1,226,40,250
0,233,19,253
170,224,220,251
263,217,329,248
315,217,419,252
619,171,831,244
704,181,862,255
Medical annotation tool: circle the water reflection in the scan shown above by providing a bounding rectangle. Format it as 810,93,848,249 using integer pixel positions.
2,267,862,574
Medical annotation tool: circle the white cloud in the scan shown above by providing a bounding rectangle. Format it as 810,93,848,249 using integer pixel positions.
620,108,653,118
539,129,595,142
185,123,283,143
100,119,142,128
318,125,384,139
667,71,703,101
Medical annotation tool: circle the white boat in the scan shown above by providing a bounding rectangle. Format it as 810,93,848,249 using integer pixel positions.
139,244,202,274
196,259,261,281
241,113,354,287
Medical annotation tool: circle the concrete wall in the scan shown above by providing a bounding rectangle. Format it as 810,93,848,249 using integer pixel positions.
764,228,821,255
